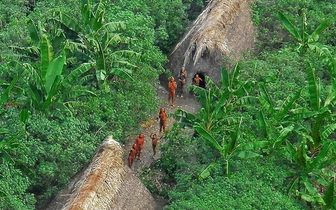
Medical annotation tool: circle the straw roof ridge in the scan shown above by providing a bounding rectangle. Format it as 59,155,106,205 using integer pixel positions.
46,136,156,210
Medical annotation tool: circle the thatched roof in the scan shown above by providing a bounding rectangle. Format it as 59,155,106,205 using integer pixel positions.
46,136,156,210
165,0,255,87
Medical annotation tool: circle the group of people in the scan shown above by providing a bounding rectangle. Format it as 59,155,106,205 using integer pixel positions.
168,66,203,106
128,107,168,168
128,66,203,168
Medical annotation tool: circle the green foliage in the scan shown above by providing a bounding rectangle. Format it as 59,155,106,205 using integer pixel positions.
0,163,36,210
251,0,336,52
164,155,308,210
113,0,196,54
157,124,192,179
23,113,98,207
0,0,29,52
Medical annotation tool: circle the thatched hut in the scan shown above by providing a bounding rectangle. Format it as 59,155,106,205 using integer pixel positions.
46,136,156,210
165,0,255,89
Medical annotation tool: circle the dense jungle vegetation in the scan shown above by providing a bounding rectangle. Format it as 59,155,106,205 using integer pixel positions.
0,0,335,209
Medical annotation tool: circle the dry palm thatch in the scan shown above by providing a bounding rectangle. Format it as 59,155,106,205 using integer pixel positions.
46,136,156,210
165,0,255,86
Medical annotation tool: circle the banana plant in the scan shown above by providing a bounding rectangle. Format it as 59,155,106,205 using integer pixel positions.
175,63,267,178
277,11,331,54
196,118,268,178
256,83,302,150
52,0,137,91
284,139,336,207
289,63,336,152
278,11,336,79
20,20,96,113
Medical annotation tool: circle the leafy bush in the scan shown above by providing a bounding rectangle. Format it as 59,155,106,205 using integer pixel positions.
22,112,98,207
164,155,308,210
0,163,36,210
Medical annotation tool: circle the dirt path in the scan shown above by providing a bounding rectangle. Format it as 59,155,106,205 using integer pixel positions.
122,85,200,209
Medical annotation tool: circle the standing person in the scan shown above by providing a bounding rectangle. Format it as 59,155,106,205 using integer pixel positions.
158,107,167,133
194,74,203,87
168,77,177,106
193,74,203,96
178,67,187,98
135,133,145,160
150,133,159,156
132,143,139,158
128,144,138,168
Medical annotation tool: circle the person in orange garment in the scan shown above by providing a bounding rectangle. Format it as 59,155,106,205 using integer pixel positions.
150,133,159,156
128,144,138,168
168,76,177,106
158,107,167,133
135,133,145,159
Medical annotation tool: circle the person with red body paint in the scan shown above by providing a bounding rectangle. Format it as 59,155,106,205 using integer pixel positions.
168,77,177,106
158,107,167,133
135,133,145,159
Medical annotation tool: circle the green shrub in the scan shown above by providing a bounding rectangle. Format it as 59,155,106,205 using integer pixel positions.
22,112,97,207
0,163,36,210
165,155,308,210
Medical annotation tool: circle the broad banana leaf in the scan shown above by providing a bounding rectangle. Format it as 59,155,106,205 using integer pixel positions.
63,63,93,89
258,84,274,114
0,76,19,105
234,151,262,159
194,124,223,156
310,141,335,170
273,124,294,148
297,142,309,169
57,12,83,33
199,162,218,180
277,88,302,121
302,180,325,205
285,140,300,164
110,68,134,82
277,12,302,41
311,18,331,42
40,34,53,79
321,123,336,140
257,110,269,140
45,53,66,96
20,109,30,124
0,128,9,134
237,141,269,151
27,18,40,45
226,118,242,154
323,177,334,210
